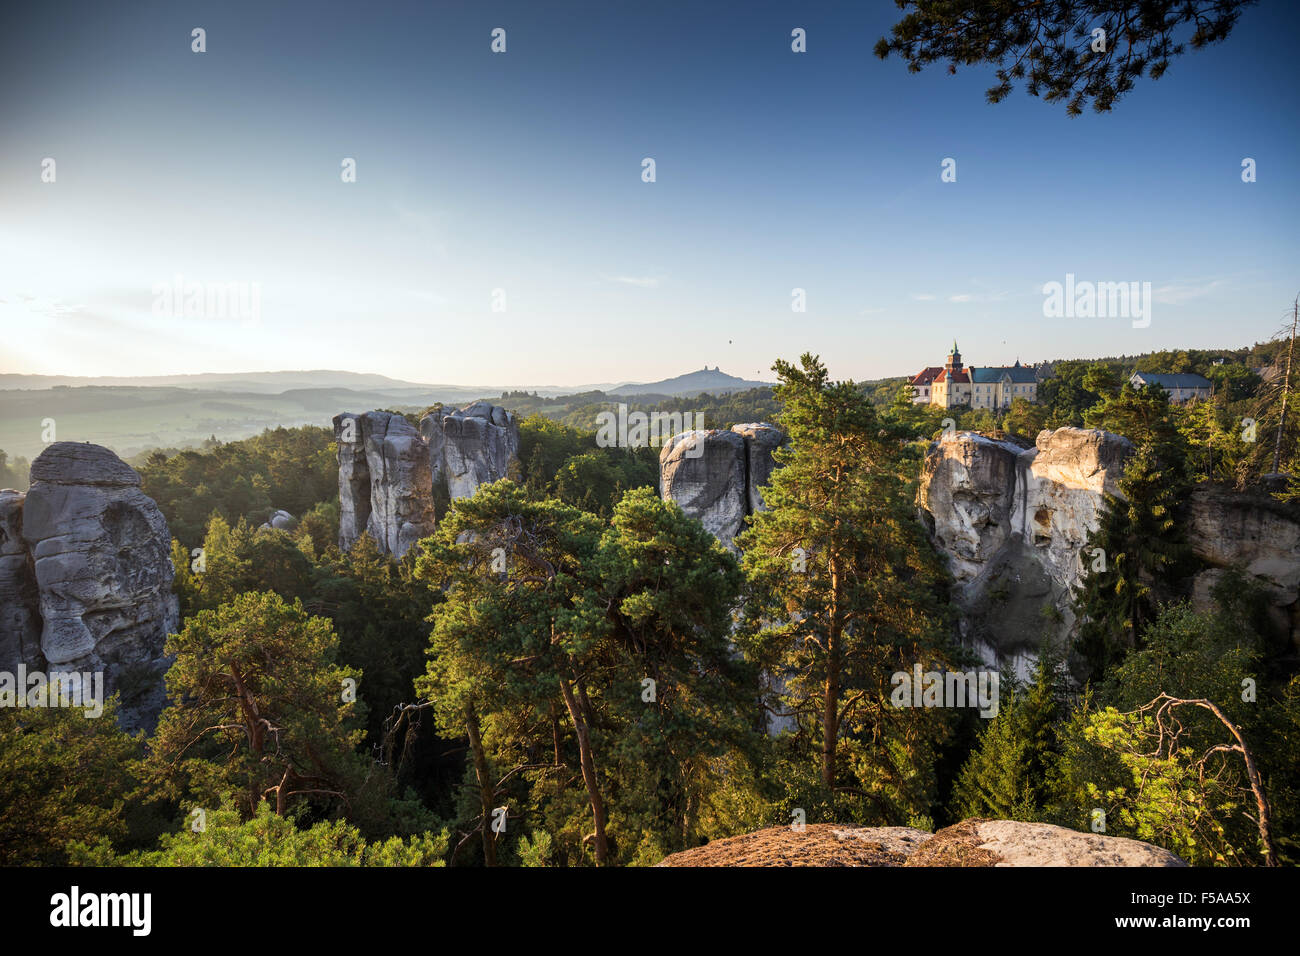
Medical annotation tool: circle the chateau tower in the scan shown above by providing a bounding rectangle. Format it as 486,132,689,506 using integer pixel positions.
945,340,963,373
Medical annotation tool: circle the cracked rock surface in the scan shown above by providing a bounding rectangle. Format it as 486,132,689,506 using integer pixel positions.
2,442,179,730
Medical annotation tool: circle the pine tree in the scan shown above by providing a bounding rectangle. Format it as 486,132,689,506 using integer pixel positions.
1074,445,1192,678
411,482,753,865
1075,383,1193,679
149,591,367,820
952,654,1064,821
736,354,955,821
0,700,140,865
875,1,1254,116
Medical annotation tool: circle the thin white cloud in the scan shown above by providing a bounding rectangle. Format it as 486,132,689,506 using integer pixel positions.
605,275,663,288
10,294,86,318
911,293,936,301
1152,278,1226,305
949,290,1009,303
404,289,449,307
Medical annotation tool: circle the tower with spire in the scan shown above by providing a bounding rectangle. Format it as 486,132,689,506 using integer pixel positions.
945,340,962,373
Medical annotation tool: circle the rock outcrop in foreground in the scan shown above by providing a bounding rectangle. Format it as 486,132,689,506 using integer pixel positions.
659,423,786,547
334,402,519,557
0,443,179,729
656,819,1185,867
918,426,1300,676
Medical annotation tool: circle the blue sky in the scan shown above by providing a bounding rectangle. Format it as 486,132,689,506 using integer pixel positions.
1,0,1297,386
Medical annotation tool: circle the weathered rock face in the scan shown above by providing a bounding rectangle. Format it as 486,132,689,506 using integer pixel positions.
335,415,370,549
334,402,519,557
918,433,1023,583
2,443,180,729
659,423,785,547
656,824,931,867
655,819,1185,867
660,430,747,545
1185,484,1300,642
730,422,786,513
421,400,519,501
0,490,41,674
261,509,295,531
919,425,1300,672
918,427,1133,679
1013,427,1132,587
906,819,1185,867
659,423,789,734
333,412,437,558
1187,485,1300,595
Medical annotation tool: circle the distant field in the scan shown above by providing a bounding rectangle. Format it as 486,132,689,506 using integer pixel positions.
0,385,478,462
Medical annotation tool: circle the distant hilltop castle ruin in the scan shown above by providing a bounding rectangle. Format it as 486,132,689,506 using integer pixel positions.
909,341,1039,410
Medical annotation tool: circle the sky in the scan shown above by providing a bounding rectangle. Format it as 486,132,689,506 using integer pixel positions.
1,0,1297,388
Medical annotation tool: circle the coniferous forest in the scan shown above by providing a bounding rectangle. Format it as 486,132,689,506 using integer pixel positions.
5,346,1299,870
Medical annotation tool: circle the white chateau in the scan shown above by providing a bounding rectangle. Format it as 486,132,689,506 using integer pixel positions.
909,342,1039,409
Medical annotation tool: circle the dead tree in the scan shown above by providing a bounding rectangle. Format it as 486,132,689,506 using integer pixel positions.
1131,693,1275,866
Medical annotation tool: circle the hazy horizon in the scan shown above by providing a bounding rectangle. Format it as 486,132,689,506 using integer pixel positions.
3,0,1297,386
0,335,1288,395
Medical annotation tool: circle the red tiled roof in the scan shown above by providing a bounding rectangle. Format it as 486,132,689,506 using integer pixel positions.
910,367,943,385
935,369,969,383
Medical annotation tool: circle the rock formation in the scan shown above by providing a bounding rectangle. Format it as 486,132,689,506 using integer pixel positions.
334,402,519,557
334,412,437,557
1186,484,1300,641
260,509,295,531
422,400,520,501
1014,427,1133,587
0,443,179,729
905,818,1185,866
655,819,1185,867
730,422,786,513
918,426,1300,676
917,427,1133,678
659,423,785,547
659,430,748,545
0,489,40,674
